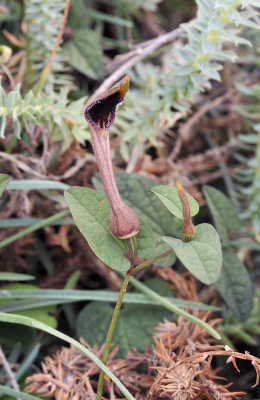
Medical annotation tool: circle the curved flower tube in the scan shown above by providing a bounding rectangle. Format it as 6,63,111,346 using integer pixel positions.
83,77,140,239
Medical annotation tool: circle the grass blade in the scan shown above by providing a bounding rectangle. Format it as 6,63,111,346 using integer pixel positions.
7,180,70,190
0,273,34,281
0,312,136,400
0,289,219,311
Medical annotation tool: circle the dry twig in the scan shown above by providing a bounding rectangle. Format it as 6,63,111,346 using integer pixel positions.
95,27,184,97
0,346,20,398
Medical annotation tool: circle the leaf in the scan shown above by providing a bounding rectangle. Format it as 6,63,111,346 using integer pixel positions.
93,172,181,266
0,174,9,196
0,386,41,400
0,312,135,400
64,187,155,272
203,185,243,244
0,289,219,311
0,272,34,281
0,284,57,328
63,28,103,79
7,179,69,191
134,220,156,259
216,249,253,321
0,322,35,351
76,279,173,357
162,223,222,285
151,185,199,219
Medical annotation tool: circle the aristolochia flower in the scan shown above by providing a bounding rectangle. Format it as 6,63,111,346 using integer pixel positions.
83,76,140,239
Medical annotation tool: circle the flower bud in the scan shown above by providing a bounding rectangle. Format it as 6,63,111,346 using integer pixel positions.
176,181,195,242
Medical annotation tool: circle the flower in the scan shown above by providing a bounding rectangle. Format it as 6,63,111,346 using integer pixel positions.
83,77,140,239
84,76,130,131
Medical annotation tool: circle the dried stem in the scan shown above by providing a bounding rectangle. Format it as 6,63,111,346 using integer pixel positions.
34,0,70,94
0,346,20,399
95,27,184,97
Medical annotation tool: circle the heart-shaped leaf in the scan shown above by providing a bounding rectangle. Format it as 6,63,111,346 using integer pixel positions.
64,187,155,272
162,223,222,284
93,172,181,267
151,185,199,219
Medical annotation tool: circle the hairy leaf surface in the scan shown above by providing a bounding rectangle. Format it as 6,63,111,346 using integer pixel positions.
151,185,199,219
163,224,222,284
93,172,181,266
65,187,155,272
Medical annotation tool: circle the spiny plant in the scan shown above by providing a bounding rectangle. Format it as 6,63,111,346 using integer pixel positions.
0,83,89,150
113,0,260,159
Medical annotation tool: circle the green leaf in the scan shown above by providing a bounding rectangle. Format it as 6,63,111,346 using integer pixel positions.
151,185,199,219
93,172,181,266
216,249,253,322
203,185,243,244
0,289,219,311
64,187,155,272
0,218,73,228
134,219,156,259
0,284,57,328
7,180,69,191
0,322,35,351
0,272,34,281
0,174,9,196
76,280,173,357
63,28,103,79
0,386,41,400
0,312,135,400
65,187,129,272
162,223,222,285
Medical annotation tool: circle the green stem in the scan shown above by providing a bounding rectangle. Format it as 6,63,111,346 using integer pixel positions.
132,249,174,275
97,272,132,400
0,210,69,248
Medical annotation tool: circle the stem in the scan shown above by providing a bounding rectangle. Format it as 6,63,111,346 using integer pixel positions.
132,249,174,275
0,346,20,395
0,210,69,248
97,272,132,400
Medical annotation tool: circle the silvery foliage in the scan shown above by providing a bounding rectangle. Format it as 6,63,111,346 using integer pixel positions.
113,0,260,159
